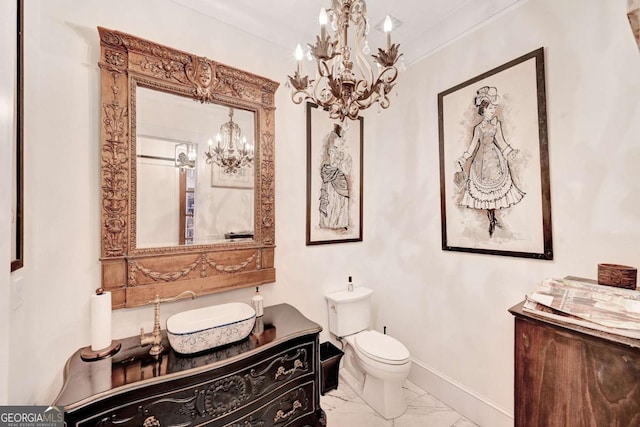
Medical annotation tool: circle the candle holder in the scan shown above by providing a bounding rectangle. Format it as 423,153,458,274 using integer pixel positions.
80,341,122,362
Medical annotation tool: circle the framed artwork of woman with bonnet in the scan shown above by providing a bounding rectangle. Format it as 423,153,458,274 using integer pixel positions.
306,103,363,245
455,86,525,238
438,48,553,260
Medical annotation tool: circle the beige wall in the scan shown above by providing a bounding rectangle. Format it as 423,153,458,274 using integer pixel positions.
3,1,640,426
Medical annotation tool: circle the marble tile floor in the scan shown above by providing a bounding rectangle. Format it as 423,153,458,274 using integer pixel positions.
321,379,478,427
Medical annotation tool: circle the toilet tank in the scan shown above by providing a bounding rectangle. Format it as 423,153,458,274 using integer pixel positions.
325,286,373,337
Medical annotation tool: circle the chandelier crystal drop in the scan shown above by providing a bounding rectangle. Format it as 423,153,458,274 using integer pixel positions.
288,0,402,122
204,108,254,175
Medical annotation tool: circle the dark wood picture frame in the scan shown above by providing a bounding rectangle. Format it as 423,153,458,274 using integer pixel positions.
306,103,363,245
438,48,552,260
11,0,24,272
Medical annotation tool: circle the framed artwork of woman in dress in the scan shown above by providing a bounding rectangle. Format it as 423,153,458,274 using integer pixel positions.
306,103,363,245
438,48,553,259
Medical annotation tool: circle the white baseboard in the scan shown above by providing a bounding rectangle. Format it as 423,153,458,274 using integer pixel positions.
408,358,514,427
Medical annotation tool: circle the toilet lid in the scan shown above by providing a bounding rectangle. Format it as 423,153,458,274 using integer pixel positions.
355,330,410,364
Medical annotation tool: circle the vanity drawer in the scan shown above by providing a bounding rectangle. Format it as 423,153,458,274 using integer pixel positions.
223,380,316,427
70,340,316,427
246,341,315,397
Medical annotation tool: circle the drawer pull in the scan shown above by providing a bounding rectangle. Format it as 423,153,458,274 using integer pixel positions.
275,359,304,380
273,400,302,423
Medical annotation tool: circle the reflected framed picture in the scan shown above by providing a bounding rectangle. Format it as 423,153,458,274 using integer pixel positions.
211,163,254,189
306,103,363,245
438,47,553,260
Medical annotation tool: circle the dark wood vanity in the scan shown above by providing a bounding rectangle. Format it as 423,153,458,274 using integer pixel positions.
55,304,326,427
509,301,640,427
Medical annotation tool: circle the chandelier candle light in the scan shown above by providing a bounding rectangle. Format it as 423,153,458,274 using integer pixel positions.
204,107,254,175
288,0,402,122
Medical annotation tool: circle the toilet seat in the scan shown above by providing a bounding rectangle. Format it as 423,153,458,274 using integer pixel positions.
354,330,410,365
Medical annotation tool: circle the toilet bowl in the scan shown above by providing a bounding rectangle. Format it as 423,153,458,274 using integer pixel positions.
340,330,411,419
325,284,411,419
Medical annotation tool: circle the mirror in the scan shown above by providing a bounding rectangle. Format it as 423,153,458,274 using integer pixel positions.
136,87,255,248
98,27,278,308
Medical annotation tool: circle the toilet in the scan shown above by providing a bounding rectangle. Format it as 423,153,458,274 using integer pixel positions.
325,286,411,419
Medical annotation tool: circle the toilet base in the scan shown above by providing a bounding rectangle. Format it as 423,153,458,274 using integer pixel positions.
340,365,408,419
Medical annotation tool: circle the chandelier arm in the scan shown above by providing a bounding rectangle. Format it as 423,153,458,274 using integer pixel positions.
354,81,396,112
314,74,339,105
291,89,310,105
353,91,379,110
317,59,332,78
352,79,373,101
352,67,389,101
352,66,396,103
352,12,375,94
377,65,399,84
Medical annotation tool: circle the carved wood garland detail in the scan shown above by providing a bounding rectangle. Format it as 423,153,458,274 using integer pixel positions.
128,252,260,285
98,27,278,308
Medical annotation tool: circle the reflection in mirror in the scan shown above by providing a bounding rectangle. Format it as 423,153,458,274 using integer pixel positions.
135,87,255,249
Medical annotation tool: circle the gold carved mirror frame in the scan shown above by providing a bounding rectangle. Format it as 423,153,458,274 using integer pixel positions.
98,27,278,309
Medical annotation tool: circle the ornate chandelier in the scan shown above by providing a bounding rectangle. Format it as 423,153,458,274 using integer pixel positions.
204,107,254,174
288,0,402,122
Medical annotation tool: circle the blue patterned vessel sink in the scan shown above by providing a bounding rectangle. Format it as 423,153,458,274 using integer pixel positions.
167,302,256,354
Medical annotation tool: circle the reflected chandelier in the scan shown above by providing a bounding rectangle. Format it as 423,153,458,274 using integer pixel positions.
175,143,196,169
204,108,254,175
287,0,402,122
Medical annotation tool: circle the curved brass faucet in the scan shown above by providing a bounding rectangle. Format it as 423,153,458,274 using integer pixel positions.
140,290,197,356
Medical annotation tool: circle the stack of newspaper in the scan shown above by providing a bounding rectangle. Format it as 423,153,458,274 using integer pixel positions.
523,278,640,339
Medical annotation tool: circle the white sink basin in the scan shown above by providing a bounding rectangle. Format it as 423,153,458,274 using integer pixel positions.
166,302,256,355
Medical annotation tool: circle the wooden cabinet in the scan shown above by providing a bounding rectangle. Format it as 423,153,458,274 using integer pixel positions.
55,304,326,427
510,302,640,427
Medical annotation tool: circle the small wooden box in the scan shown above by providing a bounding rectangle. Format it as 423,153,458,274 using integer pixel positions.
597,263,637,289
